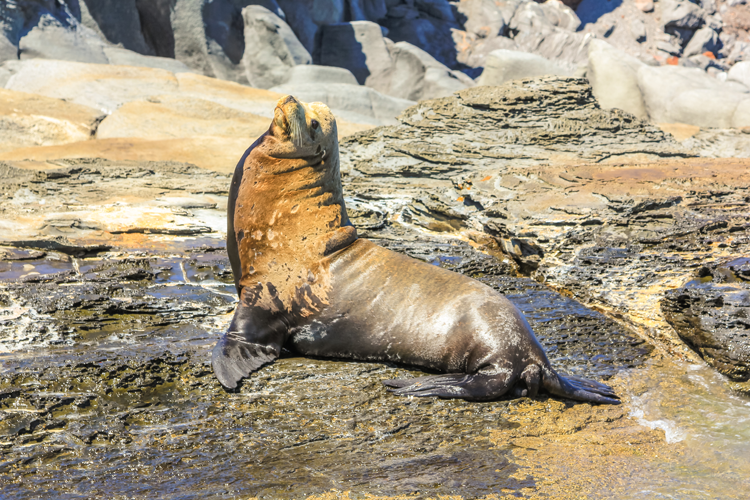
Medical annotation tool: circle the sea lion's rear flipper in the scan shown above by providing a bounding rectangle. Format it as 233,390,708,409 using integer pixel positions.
382,373,514,402
211,303,284,390
542,369,621,405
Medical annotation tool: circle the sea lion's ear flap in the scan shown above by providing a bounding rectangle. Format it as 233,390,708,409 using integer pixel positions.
211,303,283,389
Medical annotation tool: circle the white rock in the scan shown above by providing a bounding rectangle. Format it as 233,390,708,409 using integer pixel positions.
103,47,194,73
241,6,312,89
728,61,750,88
282,65,359,85
683,27,721,58
477,49,570,86
733,98,750,127
587,39,647,119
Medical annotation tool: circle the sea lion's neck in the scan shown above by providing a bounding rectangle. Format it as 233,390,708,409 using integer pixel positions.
233,136,349,315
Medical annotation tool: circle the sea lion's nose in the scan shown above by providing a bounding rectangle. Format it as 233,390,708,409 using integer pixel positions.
281,95,298,106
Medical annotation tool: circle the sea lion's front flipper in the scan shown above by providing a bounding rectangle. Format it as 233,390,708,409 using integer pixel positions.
211,303,285,390
382,373,514,402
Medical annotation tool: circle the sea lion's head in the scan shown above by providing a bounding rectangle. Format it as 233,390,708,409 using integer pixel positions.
267,95,338,162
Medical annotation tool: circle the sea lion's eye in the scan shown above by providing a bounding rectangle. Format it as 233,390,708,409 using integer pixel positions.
311,119,319,130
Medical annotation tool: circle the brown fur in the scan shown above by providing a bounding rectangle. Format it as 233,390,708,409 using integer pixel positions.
233,96,356,317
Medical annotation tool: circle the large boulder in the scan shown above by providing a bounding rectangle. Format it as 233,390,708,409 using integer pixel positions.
728,61,750,88
95,95,270,140
587,39,647,119
508,1,589,69
281,64,359,85
2,60,282,117
78,0,151,55
103,47,194,73
241,5,311,89
682,26,721,57
318,21,392,86
477,49,571,86
318,21,472,101
269,80,415,125
381,2,462,68
637,64,750,127
0,88,104,153
660,0,706,30
0,32,15,63
19,14,109,64
387,41,475,101
733,99,750,128
453,0,507,38
276,0,345,53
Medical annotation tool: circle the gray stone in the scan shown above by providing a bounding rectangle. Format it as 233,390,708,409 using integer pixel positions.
0,32,16,63
19,14,109,64
454,31,518,69
79,0,151,55
454,0,506,38
630,18,647,43
728,61,750,88
134,0,176,58
587,39,647,119
382,13,462,69
538,0,581,31
638,64,750,127
387,41,474,100
415,0,456,21
242,5,311,89
733,98,750,128
656,39,682,55
683,27,722,57
282,64,359,85
318,21,393,86
349,0,388,21
277,0,345,53
269,81,414,125
103,47,195,73
477,49,571,86
669,89,747,128
661,0,706,29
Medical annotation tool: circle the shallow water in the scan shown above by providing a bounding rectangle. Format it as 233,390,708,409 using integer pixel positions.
619,360,750,500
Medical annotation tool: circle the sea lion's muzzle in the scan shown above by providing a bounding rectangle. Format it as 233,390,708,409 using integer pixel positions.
274,95,308,147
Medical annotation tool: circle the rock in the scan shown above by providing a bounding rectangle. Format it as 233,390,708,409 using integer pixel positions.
95,95,271,141
19,14,109,64
669,89,747,128
656,39,683,56
477,49,571,86
635,0,655,12
276,0,345,53
0,32,16,63
631,18,647,42
381,9,462,68
415,0,456,21
318,21,392,86
78,0,152,55
241,5,311,89
587,39,647,119
386,41,474,100
318,21,472,101
3,60,283,118
282,64,359,85
133,0,176,58
453,0,507,38
661,0,706,30
733,98,750,127
269,81,415,125
728,60,750,87
509,2,589,68
0,88,104,154
103,47,194,73
453,31,519,70
349,0,388,21
538,0,581,31
683,26,722,57
637,64,749,126
663,278,750,382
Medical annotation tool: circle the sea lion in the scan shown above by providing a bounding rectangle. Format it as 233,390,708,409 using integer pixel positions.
212,95,620,404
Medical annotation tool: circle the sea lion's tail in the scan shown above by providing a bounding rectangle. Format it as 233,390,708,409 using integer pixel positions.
542,367,621,405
